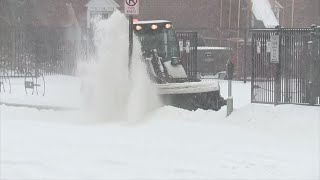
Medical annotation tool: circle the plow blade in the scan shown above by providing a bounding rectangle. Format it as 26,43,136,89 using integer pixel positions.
157,81,226,111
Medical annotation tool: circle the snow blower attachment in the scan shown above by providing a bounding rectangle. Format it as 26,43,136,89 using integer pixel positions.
134,20,226,111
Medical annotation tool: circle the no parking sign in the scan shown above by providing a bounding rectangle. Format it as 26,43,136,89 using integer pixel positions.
124,0,139,15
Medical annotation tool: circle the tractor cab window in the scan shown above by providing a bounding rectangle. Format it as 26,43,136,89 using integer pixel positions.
136,26,179,62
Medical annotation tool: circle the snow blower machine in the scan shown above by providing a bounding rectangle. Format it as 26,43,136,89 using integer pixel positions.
133,20,226,111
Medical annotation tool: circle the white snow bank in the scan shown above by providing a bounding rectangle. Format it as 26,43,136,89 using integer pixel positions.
1,103,319,179
0,76,81,108
0,76,319,179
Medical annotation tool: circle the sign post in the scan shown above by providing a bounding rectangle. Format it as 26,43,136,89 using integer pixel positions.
226,59,234,117
128,15,133,71
124,0,139,72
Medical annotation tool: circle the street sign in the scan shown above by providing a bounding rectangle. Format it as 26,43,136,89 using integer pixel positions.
179,40,183,52
186,40,190,53
270,35,279,63
124,0,139,15
266,41,271,53
257,41,261,54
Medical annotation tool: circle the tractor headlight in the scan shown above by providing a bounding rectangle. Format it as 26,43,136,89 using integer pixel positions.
165,23,172,29
151,24,158,30
135,25,142,31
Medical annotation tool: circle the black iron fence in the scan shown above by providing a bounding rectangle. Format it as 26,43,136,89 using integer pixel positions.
309,26,320,105
0,27,200,84
0,26,81,77
176,32,198,79
251,26,320,106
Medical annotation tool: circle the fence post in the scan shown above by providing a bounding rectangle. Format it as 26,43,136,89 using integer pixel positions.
274,25,282,106
308,24,319,105
193,32,198,80
11,27,15,77
315,26,320,104
243,27,248,83
250,32,255,103
307,38,313,104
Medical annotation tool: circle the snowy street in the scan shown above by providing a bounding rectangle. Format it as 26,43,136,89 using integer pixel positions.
0,76,319,179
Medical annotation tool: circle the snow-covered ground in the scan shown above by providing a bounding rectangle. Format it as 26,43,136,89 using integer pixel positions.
0,76,82,109
0,76,319,179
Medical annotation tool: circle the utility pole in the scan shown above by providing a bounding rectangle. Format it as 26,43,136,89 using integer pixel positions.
229,0,232,29
237,0,241,38
226,59,234,117
124,0,139,73
291,0,295,27
236,0,241,81
220,0,223,46
243,0,250,83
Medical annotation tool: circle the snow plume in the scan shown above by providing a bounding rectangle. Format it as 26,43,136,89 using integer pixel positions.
78,11,161,122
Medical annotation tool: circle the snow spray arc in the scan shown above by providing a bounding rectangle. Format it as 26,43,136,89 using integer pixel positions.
78,11,161,122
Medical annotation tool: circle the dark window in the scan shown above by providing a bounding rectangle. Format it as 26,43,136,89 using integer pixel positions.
136,27,179,62
101,13,108,19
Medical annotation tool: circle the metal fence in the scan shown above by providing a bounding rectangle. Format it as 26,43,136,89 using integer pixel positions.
309,26,320,105
251,26,320,106
0,26,80,77
176,32,198,79
0,26,200,79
